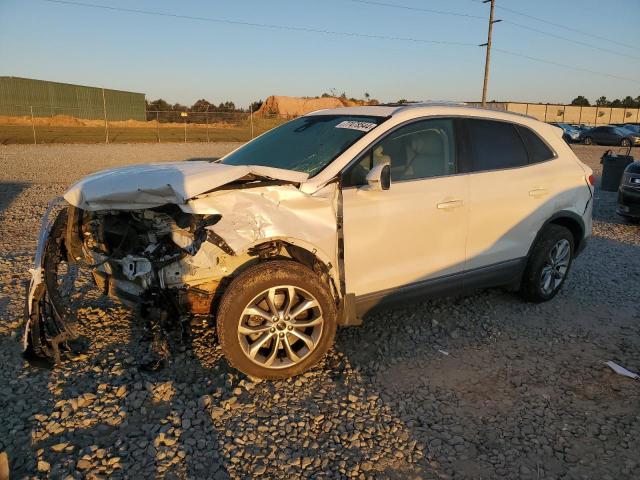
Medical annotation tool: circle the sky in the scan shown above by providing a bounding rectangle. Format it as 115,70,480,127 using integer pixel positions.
1,0,639,108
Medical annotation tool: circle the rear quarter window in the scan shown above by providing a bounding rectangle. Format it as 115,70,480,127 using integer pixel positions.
516,125,555,164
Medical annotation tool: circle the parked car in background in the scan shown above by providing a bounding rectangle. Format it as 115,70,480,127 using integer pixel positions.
571,124,590,134
618,161,640,223
580,125,640,147
550,122,581,143
622,124,640,135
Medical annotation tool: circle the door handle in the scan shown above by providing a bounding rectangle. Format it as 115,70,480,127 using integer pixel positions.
529,188,548,198
437,199,464,210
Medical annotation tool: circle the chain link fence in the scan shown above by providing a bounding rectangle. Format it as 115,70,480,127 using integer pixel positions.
0,107,290,145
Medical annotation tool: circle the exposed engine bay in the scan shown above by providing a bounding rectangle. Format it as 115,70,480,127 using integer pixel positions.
26,204,232,363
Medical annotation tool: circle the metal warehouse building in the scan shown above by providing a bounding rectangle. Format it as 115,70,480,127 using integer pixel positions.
0,76,146,121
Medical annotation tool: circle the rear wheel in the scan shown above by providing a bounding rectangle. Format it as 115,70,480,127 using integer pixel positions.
520,225,574,303
216,260,337,379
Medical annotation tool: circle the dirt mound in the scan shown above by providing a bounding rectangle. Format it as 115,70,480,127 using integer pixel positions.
254,95,374,117
0,115,94,127
46,115,86,127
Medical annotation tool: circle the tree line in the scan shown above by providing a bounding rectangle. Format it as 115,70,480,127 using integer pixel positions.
570,95,640,108
145,98,264,123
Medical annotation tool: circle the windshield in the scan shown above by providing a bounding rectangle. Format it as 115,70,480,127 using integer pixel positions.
221,115,386,176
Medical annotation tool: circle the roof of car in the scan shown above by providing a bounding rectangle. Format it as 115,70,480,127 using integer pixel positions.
305,102,538,124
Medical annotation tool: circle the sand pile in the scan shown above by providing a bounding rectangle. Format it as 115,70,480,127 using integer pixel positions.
254,96,373,117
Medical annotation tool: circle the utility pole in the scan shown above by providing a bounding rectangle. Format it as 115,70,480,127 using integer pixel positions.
480,0,501,107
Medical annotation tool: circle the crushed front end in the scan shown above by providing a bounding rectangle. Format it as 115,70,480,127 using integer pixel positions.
23,200,238,364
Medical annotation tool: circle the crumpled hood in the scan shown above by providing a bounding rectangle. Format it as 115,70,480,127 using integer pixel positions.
63,161,309,211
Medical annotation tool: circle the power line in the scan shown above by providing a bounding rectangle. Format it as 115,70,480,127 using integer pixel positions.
470,0,637,51
502,20,640,61
349,0,484,20
38,0,640,86
349,0,640,60
493,48,640,85
495,4,637,51
40,0,476,47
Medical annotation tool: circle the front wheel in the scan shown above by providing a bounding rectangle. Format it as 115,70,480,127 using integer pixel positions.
520,225,574,303
621,138,631,147
216,260,337,379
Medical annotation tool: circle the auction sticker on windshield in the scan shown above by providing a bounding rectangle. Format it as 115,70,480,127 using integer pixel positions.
335,120,378,132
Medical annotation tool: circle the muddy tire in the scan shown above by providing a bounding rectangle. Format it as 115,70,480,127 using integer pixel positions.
216,260,337,379
520,224,574,303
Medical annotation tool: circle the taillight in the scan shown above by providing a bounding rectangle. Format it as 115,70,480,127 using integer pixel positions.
587,174,595,186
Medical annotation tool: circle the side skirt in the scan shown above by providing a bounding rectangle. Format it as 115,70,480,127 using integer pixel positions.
354,258,526,317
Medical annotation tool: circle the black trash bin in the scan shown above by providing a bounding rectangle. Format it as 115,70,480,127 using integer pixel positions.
600,149,634,192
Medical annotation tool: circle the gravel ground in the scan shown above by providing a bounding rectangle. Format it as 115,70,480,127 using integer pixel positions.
0,143,639,479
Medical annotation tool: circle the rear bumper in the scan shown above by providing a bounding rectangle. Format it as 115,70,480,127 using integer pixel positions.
617,186,640,218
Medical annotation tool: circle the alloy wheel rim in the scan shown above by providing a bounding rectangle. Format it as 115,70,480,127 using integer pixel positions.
237,285,324,369
540,239,570,295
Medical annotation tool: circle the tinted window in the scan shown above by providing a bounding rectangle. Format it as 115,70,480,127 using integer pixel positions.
342,118,456,186
466,119,528,171
516,126,554,164
221,115,386,176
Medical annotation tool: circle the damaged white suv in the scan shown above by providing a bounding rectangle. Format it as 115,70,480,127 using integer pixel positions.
24,104,594,379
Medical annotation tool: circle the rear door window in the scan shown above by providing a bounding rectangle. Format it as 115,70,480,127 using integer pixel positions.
466,119,529,171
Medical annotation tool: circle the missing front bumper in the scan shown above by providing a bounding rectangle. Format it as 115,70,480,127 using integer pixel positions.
23,199,80,362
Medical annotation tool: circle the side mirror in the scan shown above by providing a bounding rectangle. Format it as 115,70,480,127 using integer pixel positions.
363,163,390,191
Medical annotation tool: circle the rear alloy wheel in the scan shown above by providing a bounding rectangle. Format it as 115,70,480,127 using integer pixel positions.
520,224,574,302
583,137,593,145
621,138,631,147
216,260,337,379
539,239,571,296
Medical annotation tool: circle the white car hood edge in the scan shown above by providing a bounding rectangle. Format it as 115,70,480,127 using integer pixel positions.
63,161,309,211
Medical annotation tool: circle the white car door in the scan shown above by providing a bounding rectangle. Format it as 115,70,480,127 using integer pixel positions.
463,119,556,270
341,118,469,297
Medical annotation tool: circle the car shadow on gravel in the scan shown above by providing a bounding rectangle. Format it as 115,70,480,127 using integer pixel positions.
332,225,640,479
20,307,234,479
333,279,640,479
0,181,29,215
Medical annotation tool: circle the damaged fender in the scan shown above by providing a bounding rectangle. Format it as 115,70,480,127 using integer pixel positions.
187,183,339,280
